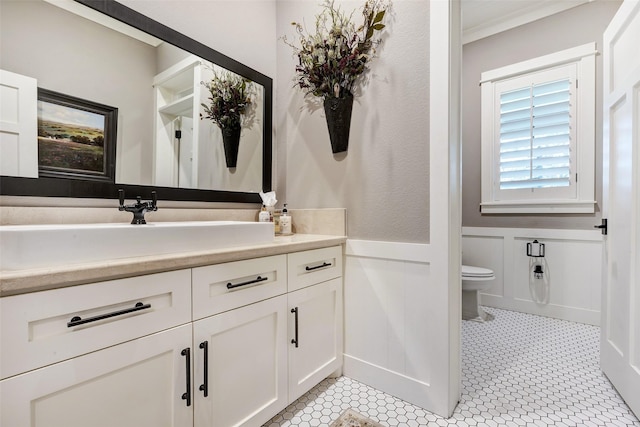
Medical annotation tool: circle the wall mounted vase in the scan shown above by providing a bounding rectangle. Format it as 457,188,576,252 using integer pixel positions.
323,93,354,154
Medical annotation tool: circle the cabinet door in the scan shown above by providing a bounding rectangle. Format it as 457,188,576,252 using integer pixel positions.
0,324,193,427
288,278,343,402
193,295,288,427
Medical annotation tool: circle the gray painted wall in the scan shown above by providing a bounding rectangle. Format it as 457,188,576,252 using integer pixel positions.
276,1,430,243
461,1,621,230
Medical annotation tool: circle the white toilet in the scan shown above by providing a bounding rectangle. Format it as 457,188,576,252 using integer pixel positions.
462,265,495,322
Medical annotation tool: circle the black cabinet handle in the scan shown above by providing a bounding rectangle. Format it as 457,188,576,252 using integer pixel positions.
199,341,208,397
67,302,151,327
291,307,299,348
226,275,268,289
305,262,332,271
181,348,191,407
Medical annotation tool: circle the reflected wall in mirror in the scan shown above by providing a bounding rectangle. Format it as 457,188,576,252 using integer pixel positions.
0,0,272,203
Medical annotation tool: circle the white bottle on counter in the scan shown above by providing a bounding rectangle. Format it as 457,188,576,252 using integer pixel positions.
259,205,270,222
280,204,292,235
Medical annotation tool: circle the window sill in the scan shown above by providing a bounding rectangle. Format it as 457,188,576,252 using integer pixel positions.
480,200,596,214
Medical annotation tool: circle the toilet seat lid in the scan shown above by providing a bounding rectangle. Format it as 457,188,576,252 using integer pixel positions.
462,265,494,278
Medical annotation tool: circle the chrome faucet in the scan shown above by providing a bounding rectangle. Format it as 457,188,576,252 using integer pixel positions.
118,189,158,224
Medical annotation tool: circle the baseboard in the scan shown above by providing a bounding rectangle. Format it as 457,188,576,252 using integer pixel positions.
343,354,434,410
481,295,600,325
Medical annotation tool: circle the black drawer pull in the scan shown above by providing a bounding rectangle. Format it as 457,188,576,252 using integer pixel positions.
199,341,208,397
305,262,332,272
67,302,151,327
226,275,268,289
181,348,191,407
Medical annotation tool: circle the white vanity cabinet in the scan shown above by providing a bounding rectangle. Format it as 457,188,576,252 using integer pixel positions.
287,246,343,402
191,255,289,427
0,269,193,427
0,244,344,427
189,248,343,426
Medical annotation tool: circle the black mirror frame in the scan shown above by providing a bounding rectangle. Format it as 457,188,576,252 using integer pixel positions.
0,0,272,204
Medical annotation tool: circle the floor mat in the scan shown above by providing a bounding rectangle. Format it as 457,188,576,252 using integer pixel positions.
329,409,384,427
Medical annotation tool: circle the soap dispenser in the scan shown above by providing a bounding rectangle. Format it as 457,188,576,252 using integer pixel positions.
258,205,270,222
280,204,292,235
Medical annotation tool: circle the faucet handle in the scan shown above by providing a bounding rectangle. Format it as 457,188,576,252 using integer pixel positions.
118,189,125,210
151,191,157,209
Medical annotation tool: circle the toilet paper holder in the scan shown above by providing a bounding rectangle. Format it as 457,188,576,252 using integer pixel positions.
526,240,545,257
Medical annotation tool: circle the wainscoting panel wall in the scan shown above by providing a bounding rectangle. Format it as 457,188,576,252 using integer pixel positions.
343,240,437,411
462,227,603,325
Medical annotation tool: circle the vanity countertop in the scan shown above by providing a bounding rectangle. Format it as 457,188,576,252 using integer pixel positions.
0,233,346,297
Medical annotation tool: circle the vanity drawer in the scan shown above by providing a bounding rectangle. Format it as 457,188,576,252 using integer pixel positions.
192,254,287,320
0,269,191,380
288,246,342,292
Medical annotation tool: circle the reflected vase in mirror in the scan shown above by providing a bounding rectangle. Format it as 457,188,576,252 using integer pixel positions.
221,124,241,168
201,70,255,169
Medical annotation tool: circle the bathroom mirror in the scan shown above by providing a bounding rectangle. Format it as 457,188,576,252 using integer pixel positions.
0,0,272,203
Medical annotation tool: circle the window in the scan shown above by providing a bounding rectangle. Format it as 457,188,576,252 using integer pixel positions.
480,43,597,214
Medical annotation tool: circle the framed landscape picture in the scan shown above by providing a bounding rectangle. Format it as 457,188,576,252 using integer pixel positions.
37,88,117,182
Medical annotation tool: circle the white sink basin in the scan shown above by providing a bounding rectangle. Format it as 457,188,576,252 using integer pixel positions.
0,221,274,271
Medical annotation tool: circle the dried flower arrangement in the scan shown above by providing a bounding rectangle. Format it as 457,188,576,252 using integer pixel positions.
284,0,391,100
201,70,254,129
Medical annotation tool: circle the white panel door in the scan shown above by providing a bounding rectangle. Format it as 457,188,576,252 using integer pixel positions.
288,278,343,402
193,295,288,427
0,324,193,427
0,69,38,177
601,0,640,418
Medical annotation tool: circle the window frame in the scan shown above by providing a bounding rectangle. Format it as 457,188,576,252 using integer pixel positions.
480,43,597,214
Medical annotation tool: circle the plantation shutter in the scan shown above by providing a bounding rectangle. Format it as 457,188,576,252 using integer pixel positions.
481,43,596,213
498,78,572,190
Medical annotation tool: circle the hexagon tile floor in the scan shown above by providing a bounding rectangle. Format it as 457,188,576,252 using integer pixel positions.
264,307,640,427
